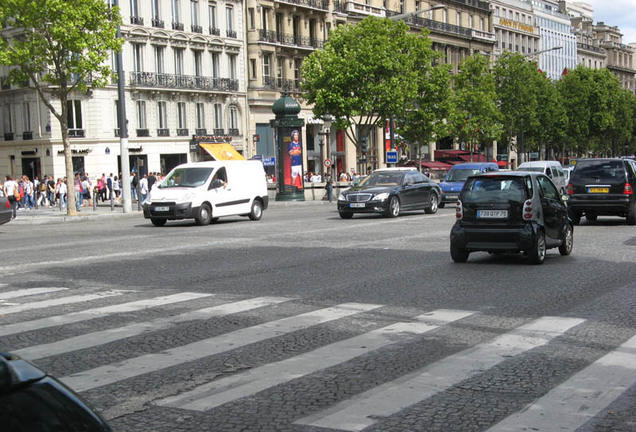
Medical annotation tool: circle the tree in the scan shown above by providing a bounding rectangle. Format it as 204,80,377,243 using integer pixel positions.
450,54,502,160
0,0,123,215
529,76,567,160
301,17,437,154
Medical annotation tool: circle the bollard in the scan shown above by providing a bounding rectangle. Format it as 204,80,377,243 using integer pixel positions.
93,188,97,211
110,192,114,211
59,195,63,212
137,184,142,211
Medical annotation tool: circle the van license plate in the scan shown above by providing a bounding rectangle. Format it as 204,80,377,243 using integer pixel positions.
477,209,508,218
587,187,609,193
154,206,169,212
350,203,365,208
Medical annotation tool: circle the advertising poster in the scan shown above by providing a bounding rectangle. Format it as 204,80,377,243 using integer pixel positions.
282,128,304,191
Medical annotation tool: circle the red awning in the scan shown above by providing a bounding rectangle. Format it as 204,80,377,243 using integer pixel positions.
458,154,488,162
419,161,453,170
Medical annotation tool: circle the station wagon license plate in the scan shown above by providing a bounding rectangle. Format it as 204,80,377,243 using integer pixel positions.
477,209,508,219
350,203,365,208
587,187,609,193
154,206,169,212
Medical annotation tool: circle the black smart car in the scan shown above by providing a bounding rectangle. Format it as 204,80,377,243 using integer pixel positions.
337,168,441,219
0,352,112,431
450,172,573,264
566,158,636,225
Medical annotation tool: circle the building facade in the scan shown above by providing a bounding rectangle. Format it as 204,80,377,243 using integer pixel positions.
491,0,541,61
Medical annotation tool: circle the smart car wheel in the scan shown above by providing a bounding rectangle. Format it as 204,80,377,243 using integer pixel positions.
150,218,167,227
339,211,353,219
450,243,469,263
248,200,263,221
425,194,438,214
559,223,573,256
195,204,212,226
386,196,400,218
528,230,546,265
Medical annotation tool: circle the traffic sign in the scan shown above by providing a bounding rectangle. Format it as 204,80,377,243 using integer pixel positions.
323,159,333,168
386,150,398,164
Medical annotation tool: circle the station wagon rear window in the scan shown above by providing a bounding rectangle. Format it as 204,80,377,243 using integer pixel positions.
573,160,626,182
462,177,531,204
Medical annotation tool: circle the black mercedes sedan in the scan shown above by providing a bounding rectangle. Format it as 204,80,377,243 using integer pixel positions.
337,168,441,219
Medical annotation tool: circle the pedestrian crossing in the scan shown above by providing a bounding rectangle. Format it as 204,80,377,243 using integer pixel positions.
1,286,634,431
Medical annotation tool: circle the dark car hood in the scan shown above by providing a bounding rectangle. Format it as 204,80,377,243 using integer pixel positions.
343,185,397,195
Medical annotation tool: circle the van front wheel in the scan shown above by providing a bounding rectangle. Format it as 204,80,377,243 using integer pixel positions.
195,204,212,225
249,200,263,221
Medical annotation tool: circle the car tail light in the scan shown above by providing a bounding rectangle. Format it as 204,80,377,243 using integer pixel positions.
456,200,463,220
567,183,574,195
523,199,533,220
624,183,633,195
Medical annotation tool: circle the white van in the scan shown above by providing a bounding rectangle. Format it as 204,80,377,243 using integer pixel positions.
516,161,567,193
143,161,268,226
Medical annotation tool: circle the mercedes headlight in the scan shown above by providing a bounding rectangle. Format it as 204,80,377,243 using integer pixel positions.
338,193,346,201
374,192,389,201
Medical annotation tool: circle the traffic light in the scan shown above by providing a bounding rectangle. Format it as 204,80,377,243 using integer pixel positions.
361,137,368,155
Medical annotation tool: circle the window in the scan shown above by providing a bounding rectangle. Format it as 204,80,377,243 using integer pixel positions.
191,0,199,26
456,12,461,25
294,58,302,87
67,100,83,130
226,6,233,31
211,52,219,78
172,0,180,22
229,106,239,133
262,54,271,79
158,101,168,129
2,105,13,134
250,59,257,79
177,102,187,129
194,50,203,76
248,8,255,30
228,54,236,80
151,0,160,19
208,2,217,30
22,102,31,132
132,43,143,72
174,48,184,75
130,0,139,17
468,15,473,29
277,57,284,86
213,103,223,130
136,101,147,129
196,103,205,129
155,46,165,74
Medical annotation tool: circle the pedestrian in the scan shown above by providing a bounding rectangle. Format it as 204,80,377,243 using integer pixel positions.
57,178,67,208
81,176,92,207
147,172,157,193
107,173,114,201
131,172,139,201
22,176,34,209
3,175,19,219
47,176,56,207
325,172,334,203
139,173,149,205
74,173,83,211
113,176,121,202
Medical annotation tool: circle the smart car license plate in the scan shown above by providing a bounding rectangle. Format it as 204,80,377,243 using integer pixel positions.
154,206,169,212
350,203,365,208
587,187,609,193
477,209,508,218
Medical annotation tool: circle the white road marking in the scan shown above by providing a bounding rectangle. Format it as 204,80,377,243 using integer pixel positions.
61,302,382,392
0,290,126,316
156,309,476,411
296,316,585,431
0,287,68,300
487,334,636,432
14,296,292,360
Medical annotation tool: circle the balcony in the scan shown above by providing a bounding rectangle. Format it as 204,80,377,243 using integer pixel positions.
157,129,170,137
258,30,324,50
471,29,496,43
449,0,490,12
227,29,237,38
22,131,33,140
172,21,184,31
152,18,164,28
177,128,189,136
136,128,150,137
391,14,472,39
191,24,203,33
258,76,303,93
68,129,85,138
130,16,144,25
129,72,239,92
209,27,220,36
195,128,207,135
278,0,330,11
4,132,14,141
229,128,240,136
213,128,225,135
343,1,386,18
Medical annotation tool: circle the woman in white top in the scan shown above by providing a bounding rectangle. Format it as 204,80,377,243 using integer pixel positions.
3,175,19,219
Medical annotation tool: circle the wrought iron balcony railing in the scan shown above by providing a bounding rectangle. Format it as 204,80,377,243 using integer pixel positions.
68,129,85,138
4,132,14,141
152,18,164,28
213,128,225,135
172,21,184,31
157,128,170,137
226,29,237,38
177,128,189,136
209,27,220,36
129,72,239,91
195,128,207,135
278,0,330,11
130,16,144,25
191,25,203,33
259,76,303,93
229,128,240,136
136,129,150,137
22,131,33,140
257,30,324,49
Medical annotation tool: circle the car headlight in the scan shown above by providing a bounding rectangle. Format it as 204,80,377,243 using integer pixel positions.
338,193,346,201
374,192,389,201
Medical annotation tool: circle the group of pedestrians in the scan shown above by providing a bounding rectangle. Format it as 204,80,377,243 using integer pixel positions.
2,174,68,219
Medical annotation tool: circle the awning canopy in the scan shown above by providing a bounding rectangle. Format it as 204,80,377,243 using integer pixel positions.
419,161,453,170
200,143,245,161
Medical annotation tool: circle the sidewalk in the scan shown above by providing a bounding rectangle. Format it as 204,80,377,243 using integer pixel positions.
8,199,334,225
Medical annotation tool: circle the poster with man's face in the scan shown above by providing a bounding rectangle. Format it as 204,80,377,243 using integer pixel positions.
282,128,303,191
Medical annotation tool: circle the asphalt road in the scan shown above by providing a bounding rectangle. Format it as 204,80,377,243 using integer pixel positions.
1,203,635,431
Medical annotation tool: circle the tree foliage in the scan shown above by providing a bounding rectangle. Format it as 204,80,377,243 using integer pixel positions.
0,0,122,215
301,16,436,148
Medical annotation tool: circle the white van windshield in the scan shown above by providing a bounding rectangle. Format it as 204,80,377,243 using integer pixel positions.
160,167,213,188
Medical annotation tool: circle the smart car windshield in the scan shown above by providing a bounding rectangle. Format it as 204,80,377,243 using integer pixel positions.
159,168,213,188
445,169,481,182
360,172,405,186
462,177,529,203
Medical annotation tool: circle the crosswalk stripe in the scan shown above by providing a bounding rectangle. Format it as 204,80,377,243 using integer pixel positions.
60,302,382,393
0,292,212,337
13,296,293,360
0,287,68,300
156,309,476,411
296,316,585,431
0,290,126,316
487,333,636,432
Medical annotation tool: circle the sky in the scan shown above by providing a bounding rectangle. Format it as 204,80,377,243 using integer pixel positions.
584,0,636,44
